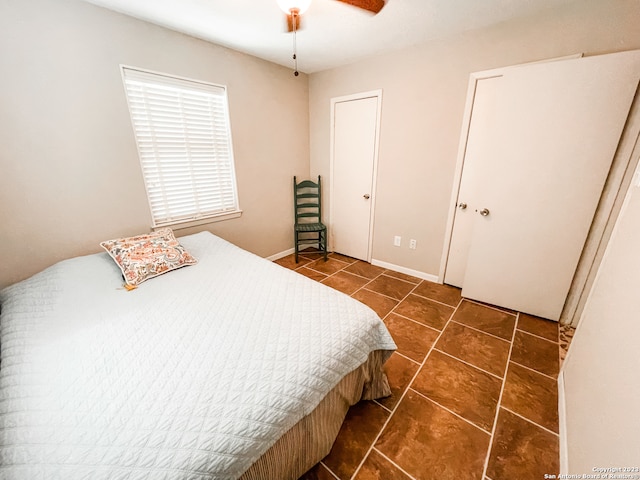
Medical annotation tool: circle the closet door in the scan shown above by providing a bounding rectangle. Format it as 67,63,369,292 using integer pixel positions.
444,76,502,287
331,92,381,261
461,51,640,320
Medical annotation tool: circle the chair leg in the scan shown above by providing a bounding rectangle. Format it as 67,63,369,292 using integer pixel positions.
294,232,299,263
323,230,327,261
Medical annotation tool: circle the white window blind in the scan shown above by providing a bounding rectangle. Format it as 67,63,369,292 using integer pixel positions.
121,66,239,227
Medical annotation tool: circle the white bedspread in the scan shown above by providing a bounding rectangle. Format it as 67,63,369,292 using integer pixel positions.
0,232,396,479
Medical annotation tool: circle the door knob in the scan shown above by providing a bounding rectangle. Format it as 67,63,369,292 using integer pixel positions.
479,208,490,216
458,202,467,210
363,194,370,199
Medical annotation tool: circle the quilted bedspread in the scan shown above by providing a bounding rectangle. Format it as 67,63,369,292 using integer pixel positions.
0,232,396,479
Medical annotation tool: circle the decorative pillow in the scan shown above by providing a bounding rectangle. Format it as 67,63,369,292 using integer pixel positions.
100,228,197,287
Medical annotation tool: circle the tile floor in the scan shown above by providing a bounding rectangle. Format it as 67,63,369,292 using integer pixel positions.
274,250,574,480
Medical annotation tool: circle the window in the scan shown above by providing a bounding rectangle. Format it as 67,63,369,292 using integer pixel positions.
121,66,240,227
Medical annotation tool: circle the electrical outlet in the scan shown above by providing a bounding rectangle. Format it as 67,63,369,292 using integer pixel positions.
409,239,417,250
394,236,401,247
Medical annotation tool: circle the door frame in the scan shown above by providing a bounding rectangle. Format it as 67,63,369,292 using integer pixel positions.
329,90,383,262
439,52,640,326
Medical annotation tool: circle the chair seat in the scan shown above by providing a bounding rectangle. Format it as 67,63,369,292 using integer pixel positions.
295,222,326,233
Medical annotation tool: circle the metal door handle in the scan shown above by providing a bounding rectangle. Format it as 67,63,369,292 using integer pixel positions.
363,194,370,199
458,202,467,210
479,208,490,216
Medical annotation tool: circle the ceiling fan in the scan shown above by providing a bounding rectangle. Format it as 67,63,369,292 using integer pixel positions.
276,0,385,75
277,0,385,32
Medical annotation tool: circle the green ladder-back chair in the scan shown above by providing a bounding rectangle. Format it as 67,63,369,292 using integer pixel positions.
293,176,328,263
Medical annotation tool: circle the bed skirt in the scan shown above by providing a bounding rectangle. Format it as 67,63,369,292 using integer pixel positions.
241,349,392,480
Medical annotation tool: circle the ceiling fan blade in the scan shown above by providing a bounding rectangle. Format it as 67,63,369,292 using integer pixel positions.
285,12,303,32
334,0,385,14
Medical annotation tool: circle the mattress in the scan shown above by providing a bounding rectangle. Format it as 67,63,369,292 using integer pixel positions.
0,231,396,479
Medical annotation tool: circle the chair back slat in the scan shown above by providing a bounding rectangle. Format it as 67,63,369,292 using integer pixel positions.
293,175,327,263
293,176,323,225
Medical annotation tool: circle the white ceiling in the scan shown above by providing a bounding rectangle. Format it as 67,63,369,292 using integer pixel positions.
82,0,578,74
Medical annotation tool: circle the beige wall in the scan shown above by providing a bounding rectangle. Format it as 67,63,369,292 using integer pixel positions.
0,0,310,289
309,0,640,277
2,0,640,290
561,153,640,470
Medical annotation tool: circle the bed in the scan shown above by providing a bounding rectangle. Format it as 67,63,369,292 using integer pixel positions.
0,231,396,479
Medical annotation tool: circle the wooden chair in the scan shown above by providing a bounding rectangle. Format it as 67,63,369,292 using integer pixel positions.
293,176,328,263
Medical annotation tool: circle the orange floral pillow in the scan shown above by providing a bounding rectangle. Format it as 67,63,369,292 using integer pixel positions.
100,228,197,287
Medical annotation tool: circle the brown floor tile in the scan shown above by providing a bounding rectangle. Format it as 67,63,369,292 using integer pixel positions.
329,252,358,264
376,390,490,480
413,281,462,307
412,350,502,432
452,300,516,341
275,254,311,270
471,299,518,315
383,314,439,363
345,261,387,279
296,267,329,282
436,322,510,377
501,362,559,433
383,270,421,284
296,260,561,479
300,253,328,261
486,408,559,480
299,249,327,261
517,313,559,342
377,352,420,410
322,271,370,295
364,275,415,300
323,401,389,480
352,290,399,319
307,257,350,275
393,294,454,330
511,331,559,378
354,450,412,480
299,463,337,480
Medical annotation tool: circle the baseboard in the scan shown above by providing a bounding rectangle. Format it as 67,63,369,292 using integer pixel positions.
370,259,439,283
266,248,295,261
558,371,569,474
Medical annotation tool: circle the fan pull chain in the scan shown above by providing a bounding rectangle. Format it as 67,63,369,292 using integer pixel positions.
292,11,299,76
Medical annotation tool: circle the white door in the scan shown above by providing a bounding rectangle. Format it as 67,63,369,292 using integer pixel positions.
444,77,502,287
460,51,640,320
331,93,381,261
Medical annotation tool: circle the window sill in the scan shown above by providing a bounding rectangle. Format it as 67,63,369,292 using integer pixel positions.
153,210,243,231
